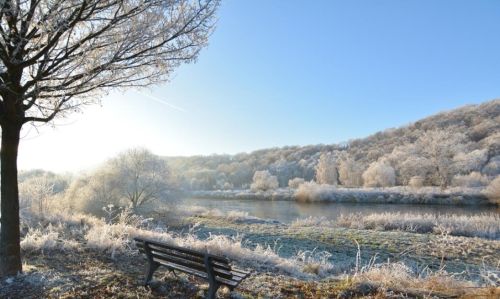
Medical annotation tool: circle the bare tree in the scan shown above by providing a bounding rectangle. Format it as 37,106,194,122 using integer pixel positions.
0,0,220,276
19,176,54,217
109,148,170,209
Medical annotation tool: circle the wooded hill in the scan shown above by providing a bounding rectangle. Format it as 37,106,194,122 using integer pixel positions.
166,99,500,190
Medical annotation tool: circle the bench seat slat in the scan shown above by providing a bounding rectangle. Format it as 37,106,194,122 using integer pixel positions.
154,259,241,287
138,245,234,273
148,244,206,260
230,270,250,279
150,251,234,280
150,246,232,271
136,241,234,272
137,242,207,264
135,238,229,263
231,267,251,275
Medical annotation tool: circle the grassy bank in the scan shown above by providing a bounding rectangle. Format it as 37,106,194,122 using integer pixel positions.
1,208,498,298
290,212,500,240
190,186,493,205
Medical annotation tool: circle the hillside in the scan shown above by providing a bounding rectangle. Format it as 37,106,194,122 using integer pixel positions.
165,99,500,190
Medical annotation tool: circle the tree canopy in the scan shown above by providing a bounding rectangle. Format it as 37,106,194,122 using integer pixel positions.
0,0,220,277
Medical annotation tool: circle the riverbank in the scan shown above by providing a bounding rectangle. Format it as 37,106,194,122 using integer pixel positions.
190,186,494,205
184,214,500,278
1,209,498,298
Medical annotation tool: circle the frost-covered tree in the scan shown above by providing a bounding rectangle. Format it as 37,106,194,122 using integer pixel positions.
452,172,488,188
337,153,363,187
315,152,338,185
109,148,170,210
398,156,434,186
0,0,219,276
19,176,54,217
362,160,396,187
452,149,489,174
64,149,170,213
415,130,468,188
250,170,278,192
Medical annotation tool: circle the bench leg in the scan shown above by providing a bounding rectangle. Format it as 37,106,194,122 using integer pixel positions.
206,282,220,299
145,262,160,286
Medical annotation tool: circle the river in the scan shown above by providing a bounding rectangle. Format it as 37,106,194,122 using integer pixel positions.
182,197,499,223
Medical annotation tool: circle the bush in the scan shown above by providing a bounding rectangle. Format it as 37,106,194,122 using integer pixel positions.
408,176,424,188
295,181,336,202
250,170,279,191
484,176,500,205
362,160,396,187
452,172,488,187
288,177,305,189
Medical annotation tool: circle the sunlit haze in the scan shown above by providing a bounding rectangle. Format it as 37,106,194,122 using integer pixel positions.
18,1,500,172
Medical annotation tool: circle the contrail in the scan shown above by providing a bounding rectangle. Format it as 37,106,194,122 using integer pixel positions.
135,91,186,112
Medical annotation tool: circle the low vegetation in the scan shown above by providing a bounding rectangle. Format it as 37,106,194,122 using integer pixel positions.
3,206,497,298
484,176,500,204
290,212,500,240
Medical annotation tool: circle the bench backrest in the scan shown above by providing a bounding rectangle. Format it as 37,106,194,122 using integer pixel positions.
134,237,234,280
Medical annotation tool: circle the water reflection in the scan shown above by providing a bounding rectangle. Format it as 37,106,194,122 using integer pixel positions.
183,197,499,223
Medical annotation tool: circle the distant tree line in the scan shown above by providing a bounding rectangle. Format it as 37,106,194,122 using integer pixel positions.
166,100,499,190
16,100,500,214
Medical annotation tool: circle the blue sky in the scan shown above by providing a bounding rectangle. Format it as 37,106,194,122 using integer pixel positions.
19,0,500,172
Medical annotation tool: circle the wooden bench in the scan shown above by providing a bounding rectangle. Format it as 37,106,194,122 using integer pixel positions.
134,237,251,299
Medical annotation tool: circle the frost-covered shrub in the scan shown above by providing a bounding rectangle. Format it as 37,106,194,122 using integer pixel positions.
408,176,424,188
452,172,488,187
250,170,279,191
484,176,500,205
21,224,78,252
288,177,305,189
355,262,474,292
336,212,500,239
362,160,396,187
294,181,336,202
64,172,122,216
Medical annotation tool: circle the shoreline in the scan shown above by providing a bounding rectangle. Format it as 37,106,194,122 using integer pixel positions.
188,186,494,206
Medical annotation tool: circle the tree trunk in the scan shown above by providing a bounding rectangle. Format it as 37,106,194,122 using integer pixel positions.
0,121,22,277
